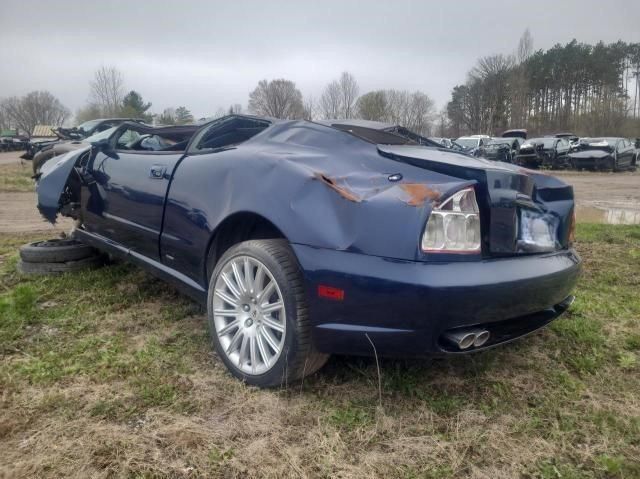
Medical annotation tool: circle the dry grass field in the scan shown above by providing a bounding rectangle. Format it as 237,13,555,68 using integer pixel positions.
0,157,639,478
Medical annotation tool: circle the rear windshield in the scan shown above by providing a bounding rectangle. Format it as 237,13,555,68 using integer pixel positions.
456,138,480,148
330,124,416,145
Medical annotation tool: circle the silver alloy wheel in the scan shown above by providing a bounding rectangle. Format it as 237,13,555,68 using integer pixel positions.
212,255,286,375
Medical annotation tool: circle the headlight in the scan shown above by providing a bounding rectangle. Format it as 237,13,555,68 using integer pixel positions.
421,188,481,253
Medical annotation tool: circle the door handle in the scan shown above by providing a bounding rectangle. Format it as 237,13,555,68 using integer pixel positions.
149,165,167,179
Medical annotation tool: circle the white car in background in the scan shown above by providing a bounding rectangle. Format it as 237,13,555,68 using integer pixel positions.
454,135,491,156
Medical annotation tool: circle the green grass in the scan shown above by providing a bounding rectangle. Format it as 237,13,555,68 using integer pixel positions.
0,162,34,192
1,224,639,478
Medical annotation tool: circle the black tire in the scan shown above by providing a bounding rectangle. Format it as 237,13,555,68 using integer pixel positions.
19,239,96,263
17,256,104,275
207,239,328,387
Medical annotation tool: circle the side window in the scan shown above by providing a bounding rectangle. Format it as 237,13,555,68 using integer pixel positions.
191,116,270,153
115,129,142,150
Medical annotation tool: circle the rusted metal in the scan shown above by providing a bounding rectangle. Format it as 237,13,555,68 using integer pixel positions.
314,173,362,203
398,183,441,206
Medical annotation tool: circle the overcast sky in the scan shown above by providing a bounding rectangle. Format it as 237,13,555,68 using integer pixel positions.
1,0,639,119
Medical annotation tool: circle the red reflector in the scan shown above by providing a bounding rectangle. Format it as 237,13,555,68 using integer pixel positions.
317,285,344,301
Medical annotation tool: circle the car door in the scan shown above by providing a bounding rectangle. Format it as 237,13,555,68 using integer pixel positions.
619,139,633,167
81,126,185,260
556,138,569,158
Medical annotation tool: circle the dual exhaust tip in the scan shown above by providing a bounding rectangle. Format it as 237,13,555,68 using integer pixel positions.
444,329,490,350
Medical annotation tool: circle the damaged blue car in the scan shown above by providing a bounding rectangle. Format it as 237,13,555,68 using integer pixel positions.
36,115,581,387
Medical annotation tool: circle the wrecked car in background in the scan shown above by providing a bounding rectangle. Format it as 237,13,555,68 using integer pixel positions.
31,123,195,174
516,137,571,169
480,137,522,163
569,137,637,171
22,118,145,161
36,115,580,387
429,137,453,148
454,135,490,156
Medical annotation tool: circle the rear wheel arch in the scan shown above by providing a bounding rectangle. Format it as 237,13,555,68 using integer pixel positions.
204,212,289,282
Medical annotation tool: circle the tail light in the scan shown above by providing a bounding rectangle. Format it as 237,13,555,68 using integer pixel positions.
421,188,481,253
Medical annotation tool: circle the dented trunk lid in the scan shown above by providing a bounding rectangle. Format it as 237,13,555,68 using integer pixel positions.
377,145,574,255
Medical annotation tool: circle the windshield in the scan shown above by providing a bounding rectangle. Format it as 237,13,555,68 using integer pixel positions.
455,138,480,148
76,119,102,133
577,138,617,150
528,138,556,148
487,139,512,146
84,126,118,143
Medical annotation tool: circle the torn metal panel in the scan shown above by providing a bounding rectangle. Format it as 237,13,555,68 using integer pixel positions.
36,147,89,223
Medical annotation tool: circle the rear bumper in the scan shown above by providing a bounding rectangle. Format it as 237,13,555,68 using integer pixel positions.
293,244,581,356
516,153,542,167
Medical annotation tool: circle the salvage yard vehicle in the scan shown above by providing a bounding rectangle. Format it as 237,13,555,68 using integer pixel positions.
568,137,637,171
454,135,490,156
55,117,146,140
429,137,453,148
22,118,145,161
35,115,580,387
516,137,571,169
31,123,195,174
479,137,522,163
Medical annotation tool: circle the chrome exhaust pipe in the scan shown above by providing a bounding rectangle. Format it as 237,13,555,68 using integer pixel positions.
473,330,490,347
443,330,477,350
443,329,491,350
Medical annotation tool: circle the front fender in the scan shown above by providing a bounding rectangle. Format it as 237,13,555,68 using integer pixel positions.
36,146,90,223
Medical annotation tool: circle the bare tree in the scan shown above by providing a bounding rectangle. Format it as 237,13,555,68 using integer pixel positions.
157,107,177,125
319,71,360,119
213,107,227,119
248,79,304,119
90,66,125,117
339,72,359,118
517,28,534,63
75,104,103,123
356,91,388,121
1,91,69,137
302,95,316,120
319,80,342,119
0,107,7,130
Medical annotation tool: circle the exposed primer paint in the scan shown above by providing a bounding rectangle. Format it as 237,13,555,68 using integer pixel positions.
398,183,441,206
314,173,363,203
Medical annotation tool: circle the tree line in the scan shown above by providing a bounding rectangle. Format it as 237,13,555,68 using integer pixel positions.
0,68,437,138
446,30,640,138
247,72,436,137
4,35,638,139
0,66,196,136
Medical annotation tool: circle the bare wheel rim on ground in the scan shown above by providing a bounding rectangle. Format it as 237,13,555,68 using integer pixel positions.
212,255,286,375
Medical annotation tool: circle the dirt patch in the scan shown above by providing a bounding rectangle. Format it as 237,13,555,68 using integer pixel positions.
0,152,73,234
0,191,73,234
